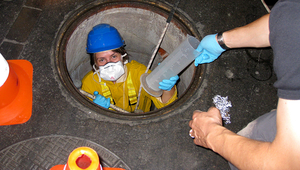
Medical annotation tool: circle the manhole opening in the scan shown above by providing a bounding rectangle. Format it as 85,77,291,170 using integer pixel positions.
55,0,205,120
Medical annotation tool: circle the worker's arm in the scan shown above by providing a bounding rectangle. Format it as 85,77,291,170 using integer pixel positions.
223,14,270,48
190,12,300,169
189,99,300,169
161,86,176,103
159,75,179,103
194,14,270,66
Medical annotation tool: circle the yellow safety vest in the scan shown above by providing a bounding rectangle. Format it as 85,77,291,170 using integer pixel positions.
81,60,177,112
100,71,137,106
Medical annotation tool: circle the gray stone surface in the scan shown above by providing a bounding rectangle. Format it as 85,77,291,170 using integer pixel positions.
6,7,42,42
0,0,277,169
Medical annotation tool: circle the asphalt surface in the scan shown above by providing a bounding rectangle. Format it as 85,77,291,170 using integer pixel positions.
0,0,278,169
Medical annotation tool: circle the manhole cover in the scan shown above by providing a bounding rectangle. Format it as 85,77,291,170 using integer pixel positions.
0,135,130,170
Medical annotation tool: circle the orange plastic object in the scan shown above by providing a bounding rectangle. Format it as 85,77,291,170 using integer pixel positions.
50,147,102,170
50,165,125,170
50,165,65,170
0,60,33,126
50,147,126,170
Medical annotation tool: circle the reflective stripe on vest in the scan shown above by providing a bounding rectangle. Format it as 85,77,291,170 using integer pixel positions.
127,72,137,105
100,82,113,103
100,72,137,105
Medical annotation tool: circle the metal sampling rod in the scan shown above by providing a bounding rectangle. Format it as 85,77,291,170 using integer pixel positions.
134,0,181,112
79,89,130,113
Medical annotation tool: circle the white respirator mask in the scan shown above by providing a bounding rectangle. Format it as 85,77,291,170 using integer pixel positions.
98,60,125,81
93,53,127,82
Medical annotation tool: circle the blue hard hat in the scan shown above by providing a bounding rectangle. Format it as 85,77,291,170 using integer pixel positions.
86,24,125,53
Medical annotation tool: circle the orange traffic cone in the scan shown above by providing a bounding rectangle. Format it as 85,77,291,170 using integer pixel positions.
0,53,33,126
50,147,125,170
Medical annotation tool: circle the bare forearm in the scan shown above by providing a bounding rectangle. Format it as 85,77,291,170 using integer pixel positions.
190,108,282,169
209,101,300,170
208,126,274,169
223,14,270,48
161,86,175,103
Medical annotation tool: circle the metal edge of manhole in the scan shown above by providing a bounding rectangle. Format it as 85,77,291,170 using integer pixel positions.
53,0,206,121
0,135,131,170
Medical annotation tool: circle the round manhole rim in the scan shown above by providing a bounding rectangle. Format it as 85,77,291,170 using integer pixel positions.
53,0,206,121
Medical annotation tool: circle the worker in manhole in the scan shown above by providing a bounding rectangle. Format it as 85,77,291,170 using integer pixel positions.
81,24,178,113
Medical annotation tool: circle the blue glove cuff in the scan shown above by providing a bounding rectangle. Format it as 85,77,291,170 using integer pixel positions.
208,34,226,54
103,98,110,109
194,34,225,66
158,75,179,91
93,91,110,109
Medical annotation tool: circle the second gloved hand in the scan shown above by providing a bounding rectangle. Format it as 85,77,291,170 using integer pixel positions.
159,75,179,91
93,91,110,109
194,34,226,66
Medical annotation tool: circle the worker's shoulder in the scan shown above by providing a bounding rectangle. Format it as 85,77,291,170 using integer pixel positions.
82,70,94,82
127,60,147,71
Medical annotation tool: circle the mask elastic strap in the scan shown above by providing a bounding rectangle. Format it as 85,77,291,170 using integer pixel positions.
121,53,128,65
92,64,102,83
121,53,127,58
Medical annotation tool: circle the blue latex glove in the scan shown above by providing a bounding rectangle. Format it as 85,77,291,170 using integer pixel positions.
194,34,226,66
159,75,179,91
93,91,110,109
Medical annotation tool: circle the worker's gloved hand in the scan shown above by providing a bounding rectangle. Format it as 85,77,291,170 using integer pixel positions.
159,75,179,91
194,34,226,66
93,91,110,109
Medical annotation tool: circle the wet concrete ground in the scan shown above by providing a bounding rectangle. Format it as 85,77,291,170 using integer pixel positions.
0,0,277,169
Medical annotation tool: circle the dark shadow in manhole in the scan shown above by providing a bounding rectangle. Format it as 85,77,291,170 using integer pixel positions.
54,0,206,120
